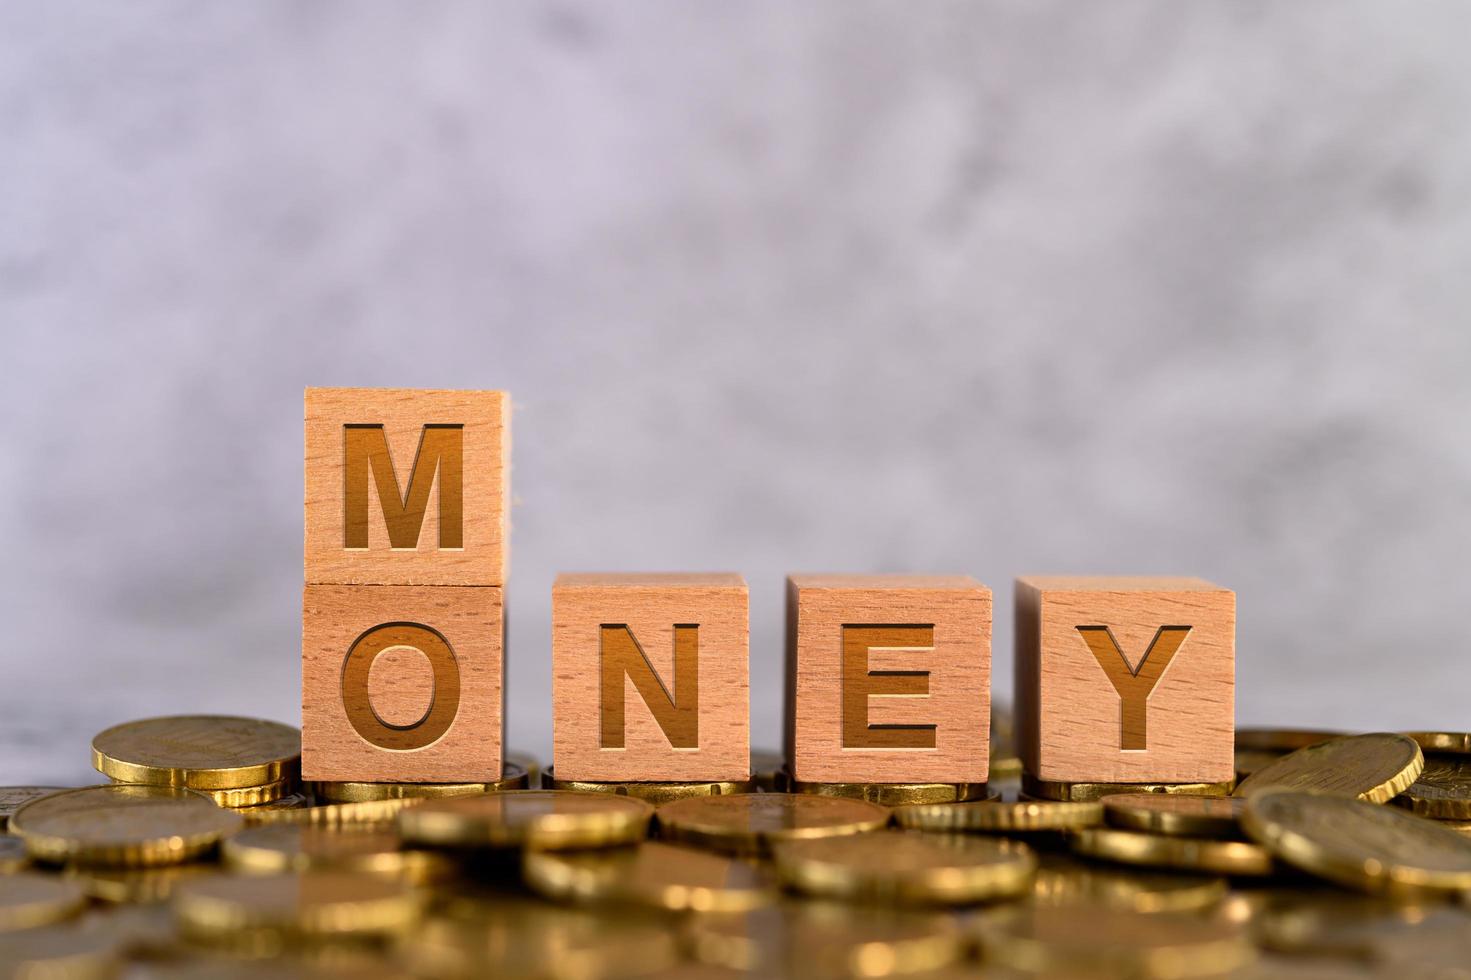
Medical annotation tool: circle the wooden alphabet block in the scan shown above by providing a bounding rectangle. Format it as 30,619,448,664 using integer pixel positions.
552,573,748,782
785,575,992,784
1015,576,1235,784
304,387,509,587
302,584,503,782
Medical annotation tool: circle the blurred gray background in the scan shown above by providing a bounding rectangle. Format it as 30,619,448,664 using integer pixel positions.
3,2,1468,783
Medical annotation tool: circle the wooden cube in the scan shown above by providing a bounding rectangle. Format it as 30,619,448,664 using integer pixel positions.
785,575,992,784
552,574,748,782
304,387,509,587
302,584,503,782
1015,576,1235,784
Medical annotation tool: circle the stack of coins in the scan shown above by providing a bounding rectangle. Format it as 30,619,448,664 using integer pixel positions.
91,715,305,811
1392,731,1471,837
5,715,1471,976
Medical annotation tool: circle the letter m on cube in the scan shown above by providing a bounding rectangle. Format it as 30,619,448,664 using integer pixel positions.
304,388,509,587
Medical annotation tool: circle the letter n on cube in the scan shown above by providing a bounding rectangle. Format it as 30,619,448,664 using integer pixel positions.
552,573,749,782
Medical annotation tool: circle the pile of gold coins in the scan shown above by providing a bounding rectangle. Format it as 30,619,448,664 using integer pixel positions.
4,716,1471,977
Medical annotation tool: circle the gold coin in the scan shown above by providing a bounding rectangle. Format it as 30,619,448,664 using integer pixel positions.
750,750,784,793
774,831,1035,905
0,788,68,833
166,940,402,972
400,790,653,850
65,862,216,904
788,778,995,806
241,797,421,829
1211,891,1262,928
404,889,679,980
1242,789,1471,896
1250,888,1471,958
1436,818,1471,837
75,902,181,959
1023,775,1234,803
1393,754,1471,819
189,778,291,809
543,768,757,806
505,751,541,785
11,784,243,867
310,760,531,804
1403,731,1471,755
1235,729,1344,752
992,703,1015,750
92,716,301,790
989,756,1023,781
1102,794,1246,839
975,904,1255,978
637,965,752,980
0,836,28,873
1231,957,1399,980
222,824,447,882
0,873,87,932
894,798,1101,833
686,902,965,977
990,703,1022,783
174,871,422,940
1235,748,1285,780
1031,855,1228,914
1234,732,1423,803
656,793,888,856
524,840,777,912
1374,922,1471,978
1071,827,1274,877
0,926,120,979
231,792,311,815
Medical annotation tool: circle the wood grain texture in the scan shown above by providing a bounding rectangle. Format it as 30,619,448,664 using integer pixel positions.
1014,576,1235,784
304,387,509,586
786,574,991,784
302,584,503,782
552,573,749,782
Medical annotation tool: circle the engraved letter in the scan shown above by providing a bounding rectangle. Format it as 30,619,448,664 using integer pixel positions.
841,625,936,749
341,622,461,750
599,625,699,749
343,424,463,549
1077,625,1191,750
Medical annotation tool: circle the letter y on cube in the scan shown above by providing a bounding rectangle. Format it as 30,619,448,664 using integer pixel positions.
1014,576,1235,784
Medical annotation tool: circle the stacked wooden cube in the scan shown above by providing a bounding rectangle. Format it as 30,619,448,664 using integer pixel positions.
301,388,509,782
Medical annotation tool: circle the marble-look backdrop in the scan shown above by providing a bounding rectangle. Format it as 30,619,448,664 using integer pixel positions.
3,2,1468,783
